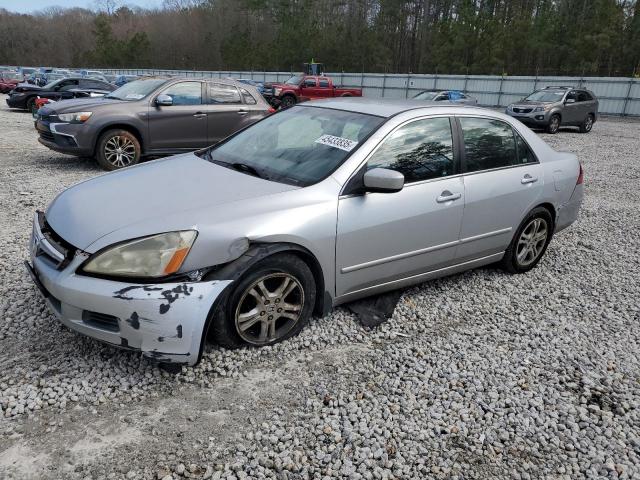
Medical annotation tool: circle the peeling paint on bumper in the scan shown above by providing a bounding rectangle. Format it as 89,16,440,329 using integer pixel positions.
27,254,231,365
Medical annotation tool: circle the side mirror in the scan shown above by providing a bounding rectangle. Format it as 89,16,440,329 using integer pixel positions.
156,94,173,106
363,168,404,193
565,98,576,104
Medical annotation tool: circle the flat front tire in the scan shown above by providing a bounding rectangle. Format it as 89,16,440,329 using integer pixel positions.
96,129,141,171
209,253,316,348
500,207,554,274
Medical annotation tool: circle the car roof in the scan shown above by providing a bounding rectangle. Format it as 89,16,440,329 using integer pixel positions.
302,98,471,117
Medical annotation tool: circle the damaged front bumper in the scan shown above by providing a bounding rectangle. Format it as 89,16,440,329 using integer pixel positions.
27,244,231,365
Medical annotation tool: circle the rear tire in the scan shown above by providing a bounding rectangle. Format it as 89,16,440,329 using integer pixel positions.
95,129,141,171
208,253,316,349
500,207,554,274
579,114,594,133
546,114,560,134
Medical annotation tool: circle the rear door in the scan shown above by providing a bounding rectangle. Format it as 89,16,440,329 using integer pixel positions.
204,82,258,145
563,90,582,124
455,116,542,262
147,81,208,150
336,116,464,297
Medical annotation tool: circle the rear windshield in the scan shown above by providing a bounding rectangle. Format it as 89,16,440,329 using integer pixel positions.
202,106,384,187
524,90,566,102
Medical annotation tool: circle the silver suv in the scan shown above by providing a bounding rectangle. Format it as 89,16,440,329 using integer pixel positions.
506,86,598,134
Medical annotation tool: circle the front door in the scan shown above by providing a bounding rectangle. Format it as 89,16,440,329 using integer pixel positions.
563,90,582,124
147,81,208,150
455,116,543,261
336,116,464,297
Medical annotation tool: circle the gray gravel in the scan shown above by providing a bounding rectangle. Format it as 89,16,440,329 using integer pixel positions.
1,96,639,479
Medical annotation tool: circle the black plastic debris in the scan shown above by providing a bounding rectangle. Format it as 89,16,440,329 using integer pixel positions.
346,290,404,328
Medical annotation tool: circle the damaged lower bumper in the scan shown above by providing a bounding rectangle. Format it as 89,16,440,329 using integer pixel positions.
26,254,231,365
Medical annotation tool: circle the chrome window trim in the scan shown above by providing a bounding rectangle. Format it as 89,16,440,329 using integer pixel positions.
339,113,457,195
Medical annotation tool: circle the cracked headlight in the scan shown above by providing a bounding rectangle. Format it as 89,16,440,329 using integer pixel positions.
82,230,197,278
57,111,92,123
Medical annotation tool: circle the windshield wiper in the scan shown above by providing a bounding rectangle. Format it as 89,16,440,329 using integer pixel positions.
229,162,265,179
208,158,266,179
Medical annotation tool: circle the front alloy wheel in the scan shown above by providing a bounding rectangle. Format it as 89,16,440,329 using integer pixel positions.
96,129,141,171
547,115,560,134
235,273,304,345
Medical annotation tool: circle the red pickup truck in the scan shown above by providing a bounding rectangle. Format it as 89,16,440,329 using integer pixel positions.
265,74,362,108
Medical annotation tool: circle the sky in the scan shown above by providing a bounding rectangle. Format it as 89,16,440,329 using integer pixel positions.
0,0,162,13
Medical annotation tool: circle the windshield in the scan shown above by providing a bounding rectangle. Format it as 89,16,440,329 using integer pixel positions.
413,91,439,100
203,106,384,186
42,77,64,89
285,75,303,85
105,78,167,100
524,90,566,102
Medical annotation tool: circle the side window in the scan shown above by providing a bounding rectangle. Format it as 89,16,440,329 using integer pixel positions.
435,94,448,101
303,78,317,87
208,83,241,104
58,80,79,91
81,80,104,89
460,117,517,172
577,91,590,102
514,131,537,164
162,82,202,105
566,91,577,102
240,88,257,105
367,117,455,183
318,78,330,88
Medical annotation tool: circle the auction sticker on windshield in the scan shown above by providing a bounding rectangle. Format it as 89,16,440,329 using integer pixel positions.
315,134,358,152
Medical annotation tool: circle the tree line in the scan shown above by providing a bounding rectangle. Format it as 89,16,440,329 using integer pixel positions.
0,0,639,77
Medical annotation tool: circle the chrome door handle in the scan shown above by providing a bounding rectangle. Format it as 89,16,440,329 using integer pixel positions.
521,174,538,184
193,112,206,118
436,191,462,203
237,110,248,115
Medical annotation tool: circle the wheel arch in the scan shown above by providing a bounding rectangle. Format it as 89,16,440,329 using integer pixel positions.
196,242,330,364
95,123,145,155
533,202,556,227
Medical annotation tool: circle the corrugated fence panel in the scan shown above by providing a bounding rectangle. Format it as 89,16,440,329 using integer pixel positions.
98,68,640,115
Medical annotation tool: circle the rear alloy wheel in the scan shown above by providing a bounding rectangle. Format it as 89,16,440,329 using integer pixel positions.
579,114,594,133
500,207,553,274
96,129,141,171
208,253,316,348
546,114,560,134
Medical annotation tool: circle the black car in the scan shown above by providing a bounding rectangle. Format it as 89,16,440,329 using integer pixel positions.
6,77,116,111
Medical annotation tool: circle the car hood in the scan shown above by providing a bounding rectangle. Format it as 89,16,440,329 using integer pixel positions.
45,153,299,252
42,96,127,114
512,100,553,107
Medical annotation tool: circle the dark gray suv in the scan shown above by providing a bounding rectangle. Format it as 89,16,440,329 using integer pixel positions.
35,77,272,170
506,86,598,134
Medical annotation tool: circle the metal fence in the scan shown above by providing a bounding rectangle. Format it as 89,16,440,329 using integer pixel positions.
104,69,640,116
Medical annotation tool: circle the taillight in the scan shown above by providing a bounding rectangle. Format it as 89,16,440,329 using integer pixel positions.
576,163,584,185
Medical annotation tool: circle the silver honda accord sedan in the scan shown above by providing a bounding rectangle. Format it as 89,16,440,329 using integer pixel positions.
26,99,584,365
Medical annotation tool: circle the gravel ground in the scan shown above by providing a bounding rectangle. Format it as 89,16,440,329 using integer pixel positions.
1,96,639,479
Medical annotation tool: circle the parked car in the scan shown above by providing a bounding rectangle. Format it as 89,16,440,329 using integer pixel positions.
237,78,265,94
6,77,116,111
413,90,477,104
263,74,363,108
79,69,105,78
113,74,139,87
17,67,37,77
26,72,48,86
26,99,583,366
506,86,599,134
0,71,23,93
35,77,272,170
